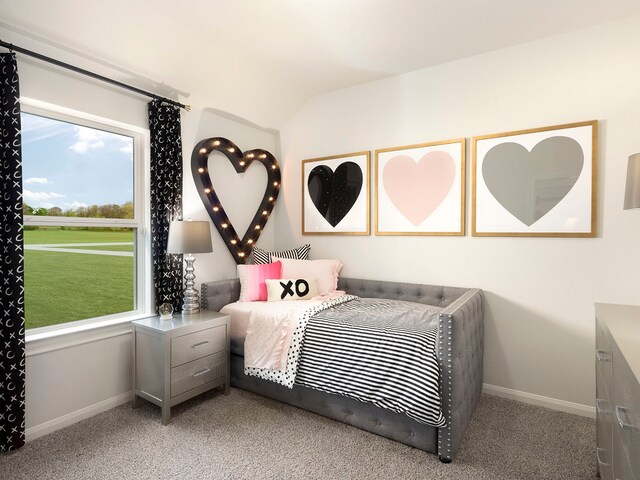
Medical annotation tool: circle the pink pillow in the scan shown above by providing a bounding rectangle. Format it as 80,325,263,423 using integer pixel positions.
273,257,342,296
237,261,282,302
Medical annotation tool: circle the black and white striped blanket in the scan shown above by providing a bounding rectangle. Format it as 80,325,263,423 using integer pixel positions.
295,298,445,427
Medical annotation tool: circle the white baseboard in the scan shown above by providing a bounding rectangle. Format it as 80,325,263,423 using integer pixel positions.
482,383,595,418
26,391,133,442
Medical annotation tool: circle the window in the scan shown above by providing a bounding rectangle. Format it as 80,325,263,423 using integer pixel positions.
21,100,150,333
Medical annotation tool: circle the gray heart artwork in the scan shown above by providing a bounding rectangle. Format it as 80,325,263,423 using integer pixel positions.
482,136,584,226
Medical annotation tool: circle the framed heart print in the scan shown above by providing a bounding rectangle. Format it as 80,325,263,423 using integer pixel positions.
302,151,370,235
375,138,466,235
472,120,598,237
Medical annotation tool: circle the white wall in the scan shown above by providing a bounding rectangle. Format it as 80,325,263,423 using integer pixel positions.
277,15,640,411
9,11,640,438
1,26,278,437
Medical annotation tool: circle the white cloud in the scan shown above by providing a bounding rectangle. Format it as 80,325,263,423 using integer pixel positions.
23,190,66,202
65,201,89,209
21,113,133,157
120,144,134,155
69,126,107,153
24,177,49,184
69,125,133,156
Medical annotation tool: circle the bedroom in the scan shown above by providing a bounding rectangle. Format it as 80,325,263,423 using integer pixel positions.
1,1,639,479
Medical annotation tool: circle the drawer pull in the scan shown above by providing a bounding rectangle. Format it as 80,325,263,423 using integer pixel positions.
596,398,611,415
191,341,210,349
192,368,211,378
596,350,611,362
596,447,609,467
615,406,638,431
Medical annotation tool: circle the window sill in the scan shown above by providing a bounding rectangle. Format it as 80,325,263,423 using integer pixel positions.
26,312,155,357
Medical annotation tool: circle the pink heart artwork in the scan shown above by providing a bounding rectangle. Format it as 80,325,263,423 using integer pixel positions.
382,151,456,226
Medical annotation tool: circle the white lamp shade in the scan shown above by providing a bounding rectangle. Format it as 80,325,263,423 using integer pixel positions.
624,153,640,210
167,221,213,254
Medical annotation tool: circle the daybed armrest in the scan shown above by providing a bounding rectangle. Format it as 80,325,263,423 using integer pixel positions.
437,288,484,461
202,278,240,312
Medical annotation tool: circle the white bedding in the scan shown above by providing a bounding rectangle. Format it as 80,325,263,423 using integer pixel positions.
221,295,356,387
220,301,264,340
222,300,323,370
220,291,348,340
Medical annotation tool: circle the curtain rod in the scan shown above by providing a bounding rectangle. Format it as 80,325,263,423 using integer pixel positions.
0,38,190,111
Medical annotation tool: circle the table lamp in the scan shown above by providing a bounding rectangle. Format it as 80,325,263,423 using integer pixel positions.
167,220,213,314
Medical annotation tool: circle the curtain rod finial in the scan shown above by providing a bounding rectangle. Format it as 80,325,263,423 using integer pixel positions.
184,104,191,112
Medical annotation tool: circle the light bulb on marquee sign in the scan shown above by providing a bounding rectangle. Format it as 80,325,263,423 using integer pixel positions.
191,136,281,264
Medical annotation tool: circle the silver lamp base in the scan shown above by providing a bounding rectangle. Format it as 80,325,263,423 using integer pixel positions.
182,254,200,315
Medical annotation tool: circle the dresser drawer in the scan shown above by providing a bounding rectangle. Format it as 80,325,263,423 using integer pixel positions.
597,446,613,480
595,304,640,480
613,427,637,480
596,319,613,398
171,325,226,367
612,345,640,478
596,318,609,351
171,351,227,398
596,367,613,472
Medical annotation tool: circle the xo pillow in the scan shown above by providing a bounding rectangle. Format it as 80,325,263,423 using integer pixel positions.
266,278,319,301
273,257,342,296
253,244,310,264
237,261,282,302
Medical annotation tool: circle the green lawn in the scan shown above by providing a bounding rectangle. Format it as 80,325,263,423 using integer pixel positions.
24,228,135,329
57,244,134,252
24,228,133,244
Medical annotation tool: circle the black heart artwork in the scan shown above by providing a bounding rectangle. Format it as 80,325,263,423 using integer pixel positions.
307,161,363,227
191,137,281,264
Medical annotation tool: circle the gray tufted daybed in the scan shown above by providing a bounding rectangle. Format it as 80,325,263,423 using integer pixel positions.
201,277,484,462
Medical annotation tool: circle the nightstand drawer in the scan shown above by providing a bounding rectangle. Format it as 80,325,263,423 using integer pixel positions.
171,351,227,398
171,325,226,367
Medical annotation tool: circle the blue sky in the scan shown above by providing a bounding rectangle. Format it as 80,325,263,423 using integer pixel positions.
21,112,134,210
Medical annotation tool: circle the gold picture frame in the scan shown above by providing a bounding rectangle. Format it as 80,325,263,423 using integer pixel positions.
302,151,371,235
375,138,466,236
472,120,598,237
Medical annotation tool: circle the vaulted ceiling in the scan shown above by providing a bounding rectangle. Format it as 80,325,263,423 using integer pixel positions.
2,0,640,129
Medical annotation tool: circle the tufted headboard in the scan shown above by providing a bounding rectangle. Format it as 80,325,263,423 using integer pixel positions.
201,277,469,312
337,278,468,309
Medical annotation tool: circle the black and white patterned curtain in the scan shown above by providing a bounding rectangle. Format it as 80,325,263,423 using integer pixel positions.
0,53,26,452
148,100,183,313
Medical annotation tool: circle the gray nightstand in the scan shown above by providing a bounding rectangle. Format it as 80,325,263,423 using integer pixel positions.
132,310,230,424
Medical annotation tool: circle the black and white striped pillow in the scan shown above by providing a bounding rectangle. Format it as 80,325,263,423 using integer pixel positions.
253,244,311,264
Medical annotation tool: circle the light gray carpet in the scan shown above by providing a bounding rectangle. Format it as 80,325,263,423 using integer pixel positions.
1,389,596,479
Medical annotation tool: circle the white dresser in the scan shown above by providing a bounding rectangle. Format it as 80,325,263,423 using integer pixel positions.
132,311,230,424
595,303,640,480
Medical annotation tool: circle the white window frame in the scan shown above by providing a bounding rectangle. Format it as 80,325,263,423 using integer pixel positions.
21,98,153,341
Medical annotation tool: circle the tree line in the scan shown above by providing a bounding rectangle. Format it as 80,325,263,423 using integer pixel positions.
23,201,134,219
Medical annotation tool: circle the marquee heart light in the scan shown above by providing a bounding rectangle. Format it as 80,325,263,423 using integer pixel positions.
191,137,281,264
